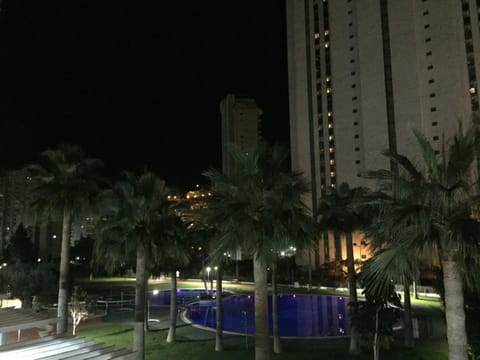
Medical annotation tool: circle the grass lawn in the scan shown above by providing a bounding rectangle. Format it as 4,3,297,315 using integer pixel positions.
77,323,448,360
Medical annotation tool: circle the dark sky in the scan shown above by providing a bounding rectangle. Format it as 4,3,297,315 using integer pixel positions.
0,1,290,189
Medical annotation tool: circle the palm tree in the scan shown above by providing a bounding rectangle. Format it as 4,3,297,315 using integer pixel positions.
318,182,371,354
360,183,425,348
161,217,188,343
362,124,480,360
95,172,180,359
202,143,316,360
189,224,224,350
361,244,418,347
28,144,102,334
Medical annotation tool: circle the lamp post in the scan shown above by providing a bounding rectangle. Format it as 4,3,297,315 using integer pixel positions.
213,266,218,294
206,266,211,294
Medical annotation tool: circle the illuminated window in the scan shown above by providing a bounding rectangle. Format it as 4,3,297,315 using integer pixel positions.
330,171,335,177
324,30,329,36
326,88,332,94
315,33,320,39
329,147,335,153
327,111,332,117
324,42,330,48
330,159,335,165
328,123,333,128
326,76,331,82
328,135,334,141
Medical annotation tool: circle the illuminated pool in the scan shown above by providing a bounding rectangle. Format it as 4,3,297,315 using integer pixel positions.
186,294,350,337
149,288,211,306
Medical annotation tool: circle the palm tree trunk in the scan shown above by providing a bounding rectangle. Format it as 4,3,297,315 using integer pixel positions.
201,254,208,292
253,254,271,360
215,266,223,351
57,208,71,334
373,306,380,360
272,260,282,354
133,243,146,360
166,271,177,343
403,282,414,347
307,251,312,291
345,232,359,355
442,258,468,360
144,270,150,332
0,178,9,259
22,296,33,309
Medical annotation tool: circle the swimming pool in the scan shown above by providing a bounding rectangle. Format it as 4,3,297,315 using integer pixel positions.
186,294,350,337
149,288,212,306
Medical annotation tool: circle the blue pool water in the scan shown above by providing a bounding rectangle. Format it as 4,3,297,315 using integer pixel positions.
149,288,211,306
186,294,350,337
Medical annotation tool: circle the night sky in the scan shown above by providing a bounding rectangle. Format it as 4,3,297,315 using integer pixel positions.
0,1,290,189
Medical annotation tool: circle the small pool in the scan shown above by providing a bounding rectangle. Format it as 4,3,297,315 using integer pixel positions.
186,294,350,337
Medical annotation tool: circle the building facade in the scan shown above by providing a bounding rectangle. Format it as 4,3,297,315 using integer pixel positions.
0,169,33,257
220,94,263,177
286,0,480,266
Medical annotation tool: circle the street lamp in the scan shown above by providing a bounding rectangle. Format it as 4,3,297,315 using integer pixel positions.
206,266,211,294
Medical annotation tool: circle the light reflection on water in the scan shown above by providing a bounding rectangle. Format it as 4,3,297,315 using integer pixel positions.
187,294,350,337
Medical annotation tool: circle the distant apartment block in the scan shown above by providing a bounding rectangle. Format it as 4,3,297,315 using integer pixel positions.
220,94,262,177
0,169,95,261
0,169,32,257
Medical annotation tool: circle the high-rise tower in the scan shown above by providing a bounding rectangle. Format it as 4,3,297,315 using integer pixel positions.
287,0,480,208
220,94,263,177
287,0,480,267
